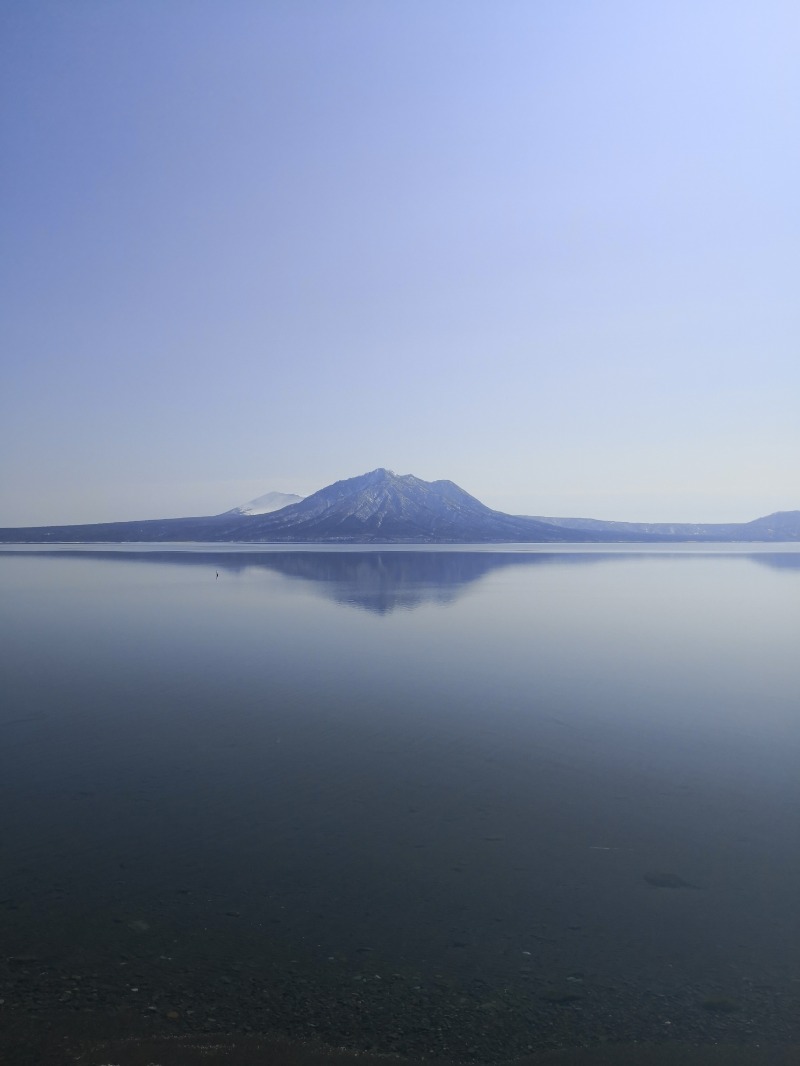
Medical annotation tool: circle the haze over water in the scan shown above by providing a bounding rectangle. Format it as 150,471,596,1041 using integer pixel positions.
1,546,799,1057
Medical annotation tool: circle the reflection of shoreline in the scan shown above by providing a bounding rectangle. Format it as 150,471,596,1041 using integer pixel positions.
746,553,800,571
3,547,799,613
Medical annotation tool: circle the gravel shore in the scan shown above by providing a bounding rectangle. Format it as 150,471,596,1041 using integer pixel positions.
2,944,798,1066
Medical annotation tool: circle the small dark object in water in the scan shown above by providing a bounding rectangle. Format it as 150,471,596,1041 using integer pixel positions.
644,871,703,889
701,996,740,1012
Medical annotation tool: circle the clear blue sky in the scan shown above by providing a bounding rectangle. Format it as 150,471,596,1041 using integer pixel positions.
2,0,798,525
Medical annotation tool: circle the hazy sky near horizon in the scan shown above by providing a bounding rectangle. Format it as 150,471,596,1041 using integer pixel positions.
2,1,798,526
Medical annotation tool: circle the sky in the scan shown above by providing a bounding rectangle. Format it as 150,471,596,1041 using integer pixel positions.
1,0,798,526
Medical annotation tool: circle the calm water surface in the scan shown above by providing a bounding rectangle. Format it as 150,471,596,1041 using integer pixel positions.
1,546,799,1053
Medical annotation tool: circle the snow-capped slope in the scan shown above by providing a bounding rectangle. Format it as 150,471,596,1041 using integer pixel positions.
224,490,304,515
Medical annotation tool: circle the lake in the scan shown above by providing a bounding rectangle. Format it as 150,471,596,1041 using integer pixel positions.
1,545,799,1061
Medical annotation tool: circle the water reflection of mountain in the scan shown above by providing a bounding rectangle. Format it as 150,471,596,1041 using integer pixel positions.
6,549,604,613
237,550,607,613
6,548,799,613
274,550,800,610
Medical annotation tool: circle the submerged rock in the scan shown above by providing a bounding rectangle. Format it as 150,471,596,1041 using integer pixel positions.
644,871,703,889
539,988,584,1004
701,996,740,1012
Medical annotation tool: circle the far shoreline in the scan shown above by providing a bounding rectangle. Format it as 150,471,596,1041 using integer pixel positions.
2,540,800,554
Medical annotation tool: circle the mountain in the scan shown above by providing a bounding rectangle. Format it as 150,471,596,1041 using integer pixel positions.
228,468,574,543
0,468,798,543
225,490,305,515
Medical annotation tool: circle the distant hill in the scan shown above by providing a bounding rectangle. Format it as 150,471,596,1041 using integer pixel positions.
0,468,798,543
532,510,800,541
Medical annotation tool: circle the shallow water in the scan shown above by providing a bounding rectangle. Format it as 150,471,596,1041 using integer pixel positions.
1,546,799,1057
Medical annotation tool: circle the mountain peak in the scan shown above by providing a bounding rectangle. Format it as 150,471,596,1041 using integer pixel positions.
359,467,401,482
